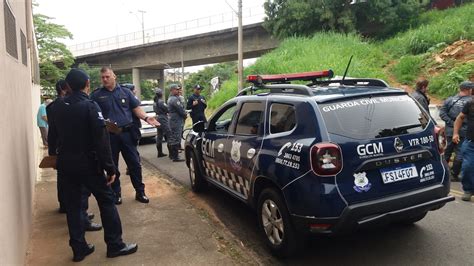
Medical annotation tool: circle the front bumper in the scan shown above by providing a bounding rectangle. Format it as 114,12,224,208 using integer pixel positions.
140,127,157,138
291,184,454,234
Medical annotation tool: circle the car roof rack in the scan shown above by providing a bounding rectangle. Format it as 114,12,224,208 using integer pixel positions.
247,70,334,86
236,84,313,97
310,78,389,88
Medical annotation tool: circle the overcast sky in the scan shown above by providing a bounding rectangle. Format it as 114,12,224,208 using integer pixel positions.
34,0,266,47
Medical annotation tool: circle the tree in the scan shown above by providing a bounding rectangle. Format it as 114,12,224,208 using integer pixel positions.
263,0,423,39
185,62,236,97
34,13,74,94
77,63,102,90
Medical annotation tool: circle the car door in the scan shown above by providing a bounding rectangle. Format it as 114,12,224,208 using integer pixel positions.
200,103,237,190
224,100,266,200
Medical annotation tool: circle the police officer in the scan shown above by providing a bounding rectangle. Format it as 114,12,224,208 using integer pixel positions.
167,84,186,162
453,81,474,201
48,68,137,262
153,88,170,157
439,82,472,181
186,84,207,125
47,80,102,232
91,67,159,204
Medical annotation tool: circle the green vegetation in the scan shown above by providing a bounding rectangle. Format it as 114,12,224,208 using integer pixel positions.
204,3,474,109
391,55,425,84
263,0,424,39
382,3,474,56
208,33,388,109
34,13,74,95
429,62,474,98
185,62,236,98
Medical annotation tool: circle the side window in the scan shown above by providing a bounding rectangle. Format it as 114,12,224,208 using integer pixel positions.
208,104,236,133
270,103,296,134
235,102,264,136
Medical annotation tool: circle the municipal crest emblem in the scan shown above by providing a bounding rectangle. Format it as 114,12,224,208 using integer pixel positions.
353,172,372,192
230,140,242,170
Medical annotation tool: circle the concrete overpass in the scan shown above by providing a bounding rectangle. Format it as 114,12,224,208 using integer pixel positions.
73,23,279,95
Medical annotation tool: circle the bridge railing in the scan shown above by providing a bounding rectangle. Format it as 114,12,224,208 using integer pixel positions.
70,6,265,57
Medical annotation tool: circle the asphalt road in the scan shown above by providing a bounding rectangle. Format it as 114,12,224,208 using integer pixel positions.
139,141,474,265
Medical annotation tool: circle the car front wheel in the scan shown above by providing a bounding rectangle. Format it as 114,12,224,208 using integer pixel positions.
188,152,207,192
257,188,301,257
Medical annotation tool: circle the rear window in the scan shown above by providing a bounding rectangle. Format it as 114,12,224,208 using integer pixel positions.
318,95,429,139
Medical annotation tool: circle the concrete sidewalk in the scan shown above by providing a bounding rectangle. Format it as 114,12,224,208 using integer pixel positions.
25,157,257,265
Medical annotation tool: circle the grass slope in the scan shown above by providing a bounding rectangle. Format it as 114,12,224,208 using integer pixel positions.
208,33,388,109
208,3,474,109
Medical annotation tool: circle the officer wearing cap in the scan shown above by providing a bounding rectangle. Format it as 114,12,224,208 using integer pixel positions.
186,84,208,125
167,84,186,162
453,81,474,202
47,80,102,231
439,81,473,181
153,88,170,157
48,68,137,262
91,67,159,204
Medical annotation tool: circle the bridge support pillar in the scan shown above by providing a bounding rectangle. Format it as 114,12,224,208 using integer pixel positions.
132,67,141,99
157,69,165,100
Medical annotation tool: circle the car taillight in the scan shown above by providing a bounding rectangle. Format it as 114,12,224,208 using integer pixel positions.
434,126,446,154
310,143,342,176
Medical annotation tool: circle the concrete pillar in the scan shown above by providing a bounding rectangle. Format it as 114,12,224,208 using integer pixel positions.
158,69,165,100
132,68,141,100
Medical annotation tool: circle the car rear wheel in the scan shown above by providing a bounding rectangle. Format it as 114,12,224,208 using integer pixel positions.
188,152,207,192
257,188,301,257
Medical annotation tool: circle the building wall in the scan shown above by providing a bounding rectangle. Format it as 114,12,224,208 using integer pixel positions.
0,0,40,264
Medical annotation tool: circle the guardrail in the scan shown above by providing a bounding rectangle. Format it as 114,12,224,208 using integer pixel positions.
70,6,265,57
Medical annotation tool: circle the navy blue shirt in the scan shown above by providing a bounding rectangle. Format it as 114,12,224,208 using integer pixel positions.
91,84,140,127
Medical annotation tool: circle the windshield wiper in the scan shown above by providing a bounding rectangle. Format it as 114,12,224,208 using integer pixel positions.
375,123,422,138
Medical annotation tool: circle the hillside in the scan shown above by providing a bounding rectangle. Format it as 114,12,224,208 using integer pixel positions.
208,3,473,109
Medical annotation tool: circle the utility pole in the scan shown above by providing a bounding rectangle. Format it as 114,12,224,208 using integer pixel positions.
237,0,243,92
138,10,146,44
181,49,185,97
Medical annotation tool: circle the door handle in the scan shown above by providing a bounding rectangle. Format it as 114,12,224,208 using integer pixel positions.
247,148,256,159
217,143,224,153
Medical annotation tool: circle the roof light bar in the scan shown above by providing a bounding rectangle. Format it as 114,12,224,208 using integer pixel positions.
246,70,334,85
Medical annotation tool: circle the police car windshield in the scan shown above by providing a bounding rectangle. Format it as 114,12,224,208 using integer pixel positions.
318,95,429,139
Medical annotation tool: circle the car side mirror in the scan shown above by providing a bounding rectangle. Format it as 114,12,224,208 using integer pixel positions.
192,120,206,133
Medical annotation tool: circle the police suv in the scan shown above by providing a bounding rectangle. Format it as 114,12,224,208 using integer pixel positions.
184,70,454,256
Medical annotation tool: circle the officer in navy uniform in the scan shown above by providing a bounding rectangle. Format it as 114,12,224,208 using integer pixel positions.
167,84,186,162
47,80,102,232
48,68,137,262
439,82,472,181
186,84,207,125
153,88,170,157
91,67,160,204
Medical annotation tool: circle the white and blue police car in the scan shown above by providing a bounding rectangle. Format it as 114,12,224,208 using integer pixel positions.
184,70,454,257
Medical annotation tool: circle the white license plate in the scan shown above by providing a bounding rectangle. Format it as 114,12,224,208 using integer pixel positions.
380,164,418,184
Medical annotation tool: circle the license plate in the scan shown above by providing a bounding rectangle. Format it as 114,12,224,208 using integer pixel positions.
380,164,418,184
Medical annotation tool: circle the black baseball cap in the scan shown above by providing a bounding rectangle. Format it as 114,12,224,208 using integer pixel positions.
194,84,202,90
65,68,89,91
460,81,474,90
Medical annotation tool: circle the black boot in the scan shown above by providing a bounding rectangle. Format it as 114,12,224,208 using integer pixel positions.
451,160,462,182
157,143,167,158
172,145,184,162
167,144,173,159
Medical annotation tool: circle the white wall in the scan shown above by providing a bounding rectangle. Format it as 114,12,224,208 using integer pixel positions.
0,0,40,264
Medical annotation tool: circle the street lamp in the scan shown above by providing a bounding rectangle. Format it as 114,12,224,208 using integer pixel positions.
130,10,146,44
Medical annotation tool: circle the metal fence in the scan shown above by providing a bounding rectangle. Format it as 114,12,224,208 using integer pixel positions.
69,6,265,57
